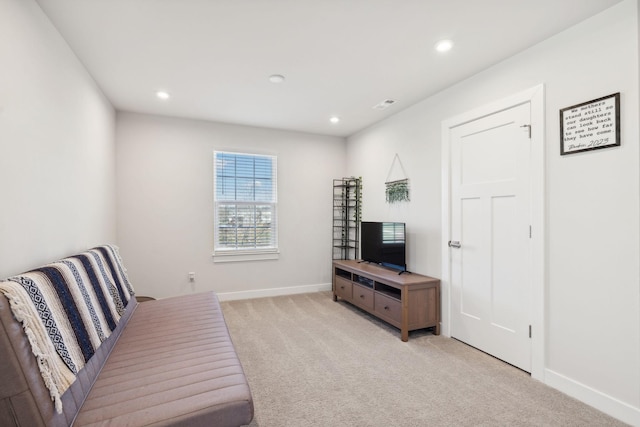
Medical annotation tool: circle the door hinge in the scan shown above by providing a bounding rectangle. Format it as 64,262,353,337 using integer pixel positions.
529,325,532,338
520,124,531,139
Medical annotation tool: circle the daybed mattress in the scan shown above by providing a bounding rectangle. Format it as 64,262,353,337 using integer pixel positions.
74,292,253,427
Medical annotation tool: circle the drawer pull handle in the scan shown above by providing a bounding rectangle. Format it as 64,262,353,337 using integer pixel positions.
340,286,345,289
384,306,390,310
360,295,365,299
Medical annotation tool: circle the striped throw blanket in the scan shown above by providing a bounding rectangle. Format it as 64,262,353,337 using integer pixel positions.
0,245,135,413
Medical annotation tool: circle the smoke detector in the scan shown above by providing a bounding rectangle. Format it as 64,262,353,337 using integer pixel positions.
373,99,396,110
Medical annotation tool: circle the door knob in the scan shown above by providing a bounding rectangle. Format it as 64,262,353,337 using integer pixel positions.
448,240,461,248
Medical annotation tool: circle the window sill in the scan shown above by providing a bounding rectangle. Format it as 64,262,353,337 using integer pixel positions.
212,250,280,263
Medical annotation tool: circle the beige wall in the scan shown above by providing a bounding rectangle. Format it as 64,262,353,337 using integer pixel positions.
347,0,639,424
115,112,346,299
0,0,116,278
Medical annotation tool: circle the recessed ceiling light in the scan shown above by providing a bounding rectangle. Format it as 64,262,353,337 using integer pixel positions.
329,116,340,124
156,90,170,100
435,39,454,53
269,74,285,83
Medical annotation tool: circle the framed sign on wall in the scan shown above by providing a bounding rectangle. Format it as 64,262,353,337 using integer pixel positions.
559,92,620,155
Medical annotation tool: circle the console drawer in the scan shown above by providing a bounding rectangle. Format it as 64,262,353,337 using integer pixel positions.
374,293,402,324
352,284,374,310
334,276,352,300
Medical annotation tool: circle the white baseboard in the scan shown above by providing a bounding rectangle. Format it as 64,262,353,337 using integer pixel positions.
545,369,640,426
217,282,332,302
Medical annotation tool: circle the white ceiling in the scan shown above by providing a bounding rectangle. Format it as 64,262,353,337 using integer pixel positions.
36,0,623,137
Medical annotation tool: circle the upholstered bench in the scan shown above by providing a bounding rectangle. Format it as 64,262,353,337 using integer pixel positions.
0,245,253,426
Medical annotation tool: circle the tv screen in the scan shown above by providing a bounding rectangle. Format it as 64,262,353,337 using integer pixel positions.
361,221,406,272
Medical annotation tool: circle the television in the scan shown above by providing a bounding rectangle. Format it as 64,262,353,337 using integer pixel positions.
360,221,406,272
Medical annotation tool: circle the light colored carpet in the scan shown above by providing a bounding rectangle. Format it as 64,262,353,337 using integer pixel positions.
221,292,626,427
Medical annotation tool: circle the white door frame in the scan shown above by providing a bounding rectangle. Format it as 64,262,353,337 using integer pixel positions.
441,84,545,380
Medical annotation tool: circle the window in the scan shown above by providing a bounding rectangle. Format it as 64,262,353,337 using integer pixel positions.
213,151,278,260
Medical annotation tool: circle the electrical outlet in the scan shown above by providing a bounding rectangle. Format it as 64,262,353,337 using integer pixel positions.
188,272,195,282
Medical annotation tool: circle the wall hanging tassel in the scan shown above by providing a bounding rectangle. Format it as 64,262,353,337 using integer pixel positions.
385,154,410,203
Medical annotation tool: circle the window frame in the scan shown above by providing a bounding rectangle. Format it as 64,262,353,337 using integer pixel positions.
213,150,279,262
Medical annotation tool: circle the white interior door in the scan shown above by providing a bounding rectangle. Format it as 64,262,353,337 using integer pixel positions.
449,102,532,372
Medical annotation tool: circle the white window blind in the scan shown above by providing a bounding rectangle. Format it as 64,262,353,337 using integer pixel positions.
214,151,278,257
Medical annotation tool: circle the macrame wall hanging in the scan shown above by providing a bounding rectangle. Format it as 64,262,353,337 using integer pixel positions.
385,153,410,204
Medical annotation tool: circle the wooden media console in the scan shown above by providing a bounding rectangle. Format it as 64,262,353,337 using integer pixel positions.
332,260,440,341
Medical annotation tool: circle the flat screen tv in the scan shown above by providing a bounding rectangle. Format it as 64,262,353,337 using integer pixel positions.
360,221,406,272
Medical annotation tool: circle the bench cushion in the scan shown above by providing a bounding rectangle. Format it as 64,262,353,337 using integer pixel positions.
74,292,254,427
